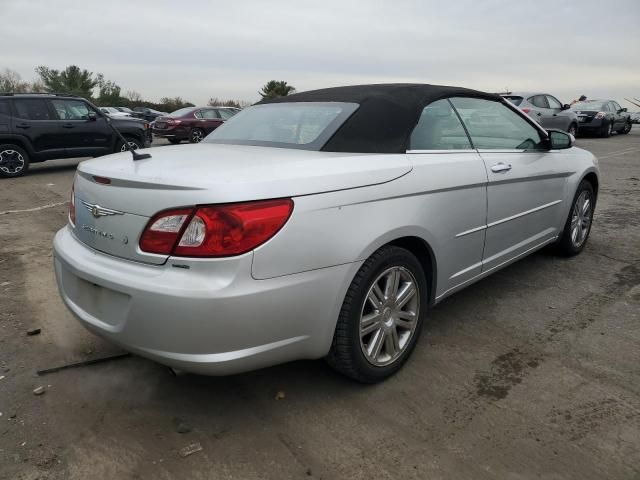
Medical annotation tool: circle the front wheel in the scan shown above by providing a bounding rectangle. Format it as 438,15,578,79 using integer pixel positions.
0,144,30,178
557,180,595,256
326,245,428,383
568,123,578,137
618,122,632,135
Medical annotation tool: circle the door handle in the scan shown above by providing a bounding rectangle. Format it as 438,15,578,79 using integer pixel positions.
491,162,512,173
62,123,75,129
15,123,30,129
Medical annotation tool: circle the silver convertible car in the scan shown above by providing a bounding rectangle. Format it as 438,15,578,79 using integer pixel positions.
53,84,599,383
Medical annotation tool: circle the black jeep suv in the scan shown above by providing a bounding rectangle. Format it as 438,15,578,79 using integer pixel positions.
0,93,152,178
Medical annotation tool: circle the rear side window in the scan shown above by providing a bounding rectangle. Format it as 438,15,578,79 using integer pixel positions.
0,99,10,116
409,99,472,150
529,95,549,109
450,97,544,150
201,109,220,119
13,99,52,120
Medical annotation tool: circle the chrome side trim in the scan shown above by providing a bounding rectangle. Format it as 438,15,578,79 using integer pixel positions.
455,224,488,238
455,199,562,238
486,199,562,228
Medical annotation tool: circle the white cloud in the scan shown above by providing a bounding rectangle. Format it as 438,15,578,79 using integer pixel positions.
1,0,638,106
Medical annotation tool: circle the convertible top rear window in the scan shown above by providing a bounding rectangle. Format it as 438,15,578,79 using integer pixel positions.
205,102,359,150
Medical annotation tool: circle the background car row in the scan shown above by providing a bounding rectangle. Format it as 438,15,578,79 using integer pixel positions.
501,92,633,138
151,106,240,143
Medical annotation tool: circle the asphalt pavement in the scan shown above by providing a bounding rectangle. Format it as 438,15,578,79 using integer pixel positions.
0,132,639,480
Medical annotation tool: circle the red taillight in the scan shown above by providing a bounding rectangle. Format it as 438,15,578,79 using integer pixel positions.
69,181,76,226
93,176,111,185
139,199,293,257
521,108,531,114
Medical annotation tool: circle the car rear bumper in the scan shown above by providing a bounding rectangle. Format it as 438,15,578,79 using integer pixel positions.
577,118,603,132
53,226,357,375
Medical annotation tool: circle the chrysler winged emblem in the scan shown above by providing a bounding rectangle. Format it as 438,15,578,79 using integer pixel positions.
81,200,124,218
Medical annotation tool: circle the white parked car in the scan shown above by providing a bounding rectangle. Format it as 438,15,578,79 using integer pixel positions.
99,106,134,118
53,84,599,383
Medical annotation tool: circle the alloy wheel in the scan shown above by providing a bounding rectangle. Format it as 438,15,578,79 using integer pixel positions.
570,190,592,248
120,141,139,152
359,266,420,366
191,129,204,143
0,149,25,175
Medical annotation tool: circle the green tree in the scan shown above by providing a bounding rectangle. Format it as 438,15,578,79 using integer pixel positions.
34,65,100,98
259,80,296,100
0,68,30,93
95,76,122,106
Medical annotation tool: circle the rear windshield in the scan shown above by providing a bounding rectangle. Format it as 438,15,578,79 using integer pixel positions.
571,101,605,111
503,96,523,106
169,107,195,117
204,102,359,150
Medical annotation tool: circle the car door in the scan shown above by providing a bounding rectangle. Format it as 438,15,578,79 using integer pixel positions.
545,95,570,130
200,108,224,134
611,101,625,129
449,97,569,273
50,99,113,157
11,98,66,159
528,95,552,128
407,99,488,293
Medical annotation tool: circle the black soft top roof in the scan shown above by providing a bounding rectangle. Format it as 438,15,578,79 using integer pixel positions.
259,83,501,153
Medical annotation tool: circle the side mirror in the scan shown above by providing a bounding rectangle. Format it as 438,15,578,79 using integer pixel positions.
547,129,573,149
562,104,571,111
620,108,628,113
87,112,97,121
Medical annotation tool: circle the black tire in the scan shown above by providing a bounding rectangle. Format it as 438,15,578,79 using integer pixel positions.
168,138,181,144
0,144,30,178
568,123,578,137
116,137,143,153
557,180,595,256
599,121,612,138
326,245,428,383
618,122,632,135
189,128,205,143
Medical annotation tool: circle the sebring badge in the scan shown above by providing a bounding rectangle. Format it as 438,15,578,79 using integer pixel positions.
81,200,124,218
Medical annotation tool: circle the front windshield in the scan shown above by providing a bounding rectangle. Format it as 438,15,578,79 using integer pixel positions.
572,101,605,111
204,102,359,150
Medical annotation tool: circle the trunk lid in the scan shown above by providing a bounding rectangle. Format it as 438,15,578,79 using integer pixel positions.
73,143,411,264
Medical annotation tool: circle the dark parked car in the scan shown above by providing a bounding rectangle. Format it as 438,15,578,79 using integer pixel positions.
571,99,632,137
630,112,640,124
502,92,579,136
0,93,151,178
132,107,167,122
153,106,240,143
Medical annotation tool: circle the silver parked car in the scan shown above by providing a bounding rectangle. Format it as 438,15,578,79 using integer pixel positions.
53,84,599,383
502,92,579,136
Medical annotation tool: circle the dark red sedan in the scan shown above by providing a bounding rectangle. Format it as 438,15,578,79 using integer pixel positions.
152,106,240,144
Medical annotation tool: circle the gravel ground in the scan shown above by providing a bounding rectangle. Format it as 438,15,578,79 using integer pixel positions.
0,132,639,480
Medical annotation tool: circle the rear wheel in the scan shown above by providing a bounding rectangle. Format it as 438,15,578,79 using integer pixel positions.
0,144,30,178
600,122,613,138
326,245,428,383
189,128,205,143
557,180,595,256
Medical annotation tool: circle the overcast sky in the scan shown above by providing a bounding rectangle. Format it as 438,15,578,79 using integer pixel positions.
1,0,639,106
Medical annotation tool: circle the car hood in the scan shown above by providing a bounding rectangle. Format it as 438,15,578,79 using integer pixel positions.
76,143,411,217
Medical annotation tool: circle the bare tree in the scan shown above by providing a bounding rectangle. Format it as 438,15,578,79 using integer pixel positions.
125,90,143,103
0,68,30,93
